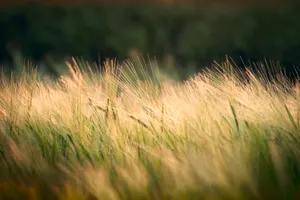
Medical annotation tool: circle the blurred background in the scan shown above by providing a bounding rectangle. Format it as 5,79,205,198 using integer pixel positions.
0,0,299,79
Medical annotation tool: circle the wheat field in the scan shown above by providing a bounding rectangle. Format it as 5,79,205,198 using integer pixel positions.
0,58,300,200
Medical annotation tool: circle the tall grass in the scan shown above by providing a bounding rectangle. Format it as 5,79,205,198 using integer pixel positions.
0,57,300,200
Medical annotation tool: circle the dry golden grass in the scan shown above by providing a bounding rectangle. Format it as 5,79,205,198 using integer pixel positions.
0,57,300,200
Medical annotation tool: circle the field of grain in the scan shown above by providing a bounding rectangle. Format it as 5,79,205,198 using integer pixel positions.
0,58,300,200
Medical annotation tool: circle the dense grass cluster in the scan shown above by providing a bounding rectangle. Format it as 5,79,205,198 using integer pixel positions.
1,58,300,200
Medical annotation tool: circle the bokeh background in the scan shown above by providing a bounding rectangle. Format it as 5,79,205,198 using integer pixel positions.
0,0,299,79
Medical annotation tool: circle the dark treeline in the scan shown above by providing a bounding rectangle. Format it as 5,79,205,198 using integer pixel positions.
0,1,300,77
0,0,284,6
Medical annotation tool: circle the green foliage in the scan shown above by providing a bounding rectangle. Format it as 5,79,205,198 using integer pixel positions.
1,3,300,76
